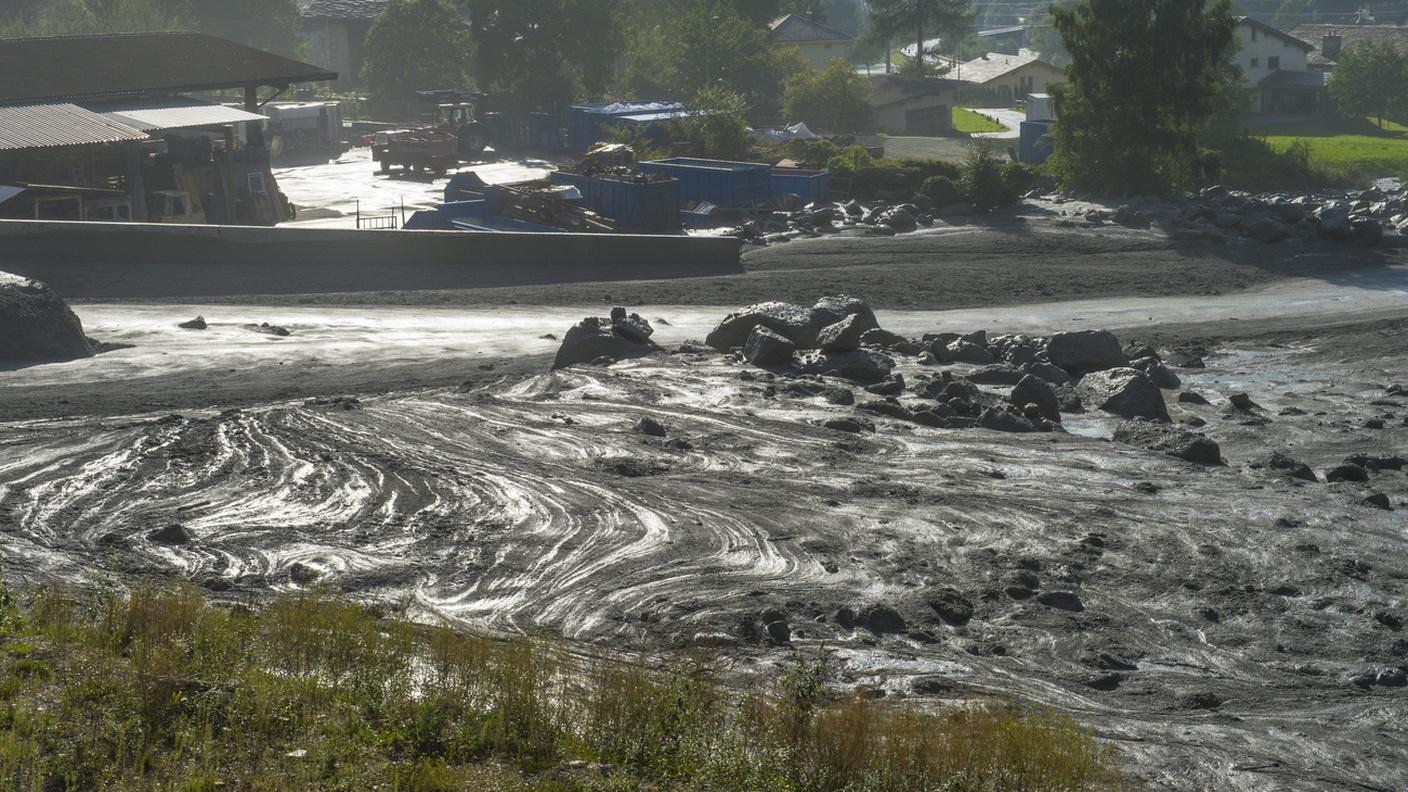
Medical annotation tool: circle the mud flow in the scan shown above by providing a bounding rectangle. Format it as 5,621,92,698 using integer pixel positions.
1,325,1405,791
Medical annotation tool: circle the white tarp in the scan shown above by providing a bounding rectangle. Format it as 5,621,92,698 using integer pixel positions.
749,122,823,145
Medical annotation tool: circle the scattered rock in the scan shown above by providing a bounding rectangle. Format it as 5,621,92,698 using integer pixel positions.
810,295,879,334
288,563,321,584
1114,420,1223,465
860,328,908,349
924,588,975,625
1036,591,1085,612
0,271,95,361
977,407,1036,433
946,340,994,364
178,316,207,330
147,524,192,546
816,314,865,352
968,364,1026,385
1011,375,1061,422
1325,463,1370,483
635,417,668,437
824,416,874,434
800,349,894,383
1228,393,1258,411
1262,452,1316,481
857,604,907,634
1363,493,1393,511
1178,391,1211,406
1076,368,1171,422
247,322,291,337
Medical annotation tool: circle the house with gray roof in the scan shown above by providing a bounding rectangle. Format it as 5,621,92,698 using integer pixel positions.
769,14,854,71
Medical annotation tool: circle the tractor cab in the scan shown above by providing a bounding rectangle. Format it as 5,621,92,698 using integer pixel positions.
417,89,491,159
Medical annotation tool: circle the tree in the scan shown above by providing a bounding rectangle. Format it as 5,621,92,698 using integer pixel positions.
362,0,470,101
1048,0,1238,194
463,0,624,111
186,0,304,57
783,57,872,131
622,0,806,108
1329,41,1406,128
867,0,970,71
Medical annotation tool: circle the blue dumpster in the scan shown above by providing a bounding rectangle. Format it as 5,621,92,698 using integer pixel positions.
527,112,562,149
566,101,686,151
771,168,831,206
637,158,771,209
550,171,681,233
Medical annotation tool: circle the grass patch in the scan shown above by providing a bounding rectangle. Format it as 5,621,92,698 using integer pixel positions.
0,582,1122,791
1245,115,1408,185
954,107,1007,135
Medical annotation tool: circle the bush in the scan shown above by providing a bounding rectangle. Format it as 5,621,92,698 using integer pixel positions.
960,142,1024,212
783,58,874,133
920,175,961,207
781,137,840,167
1214,136,1322,192
825,144,878,177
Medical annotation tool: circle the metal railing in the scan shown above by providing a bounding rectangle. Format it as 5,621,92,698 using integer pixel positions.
355,198,405,230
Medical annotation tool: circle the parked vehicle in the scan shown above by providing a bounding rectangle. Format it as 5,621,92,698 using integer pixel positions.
372,130,459,174
416,90,492,160
146,190,206,224
264,102,346,161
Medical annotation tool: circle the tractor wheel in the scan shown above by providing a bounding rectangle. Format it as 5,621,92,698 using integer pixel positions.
456,123,490,160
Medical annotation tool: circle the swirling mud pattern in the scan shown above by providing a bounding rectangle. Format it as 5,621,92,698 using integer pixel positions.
2,350,1406,791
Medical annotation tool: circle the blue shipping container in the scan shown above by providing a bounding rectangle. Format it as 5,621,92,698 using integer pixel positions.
550,171,681,233
566,101,686,151
771,168,831,206
637,158,772,210
1019,120,1055,164
527,112,562,150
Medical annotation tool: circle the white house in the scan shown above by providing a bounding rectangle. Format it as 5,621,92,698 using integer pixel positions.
1234,16,1322,114
769,14,854,71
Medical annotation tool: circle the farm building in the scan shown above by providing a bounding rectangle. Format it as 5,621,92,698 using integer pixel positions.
952,50,1064,107
868,76,965,136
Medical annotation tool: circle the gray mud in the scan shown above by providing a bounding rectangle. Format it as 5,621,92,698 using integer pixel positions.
2,320,1406,791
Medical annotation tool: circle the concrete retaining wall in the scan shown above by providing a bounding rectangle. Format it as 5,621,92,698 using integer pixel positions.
0,219,742,299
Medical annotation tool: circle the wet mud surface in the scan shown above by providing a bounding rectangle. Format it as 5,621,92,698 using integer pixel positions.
2,319,1406,791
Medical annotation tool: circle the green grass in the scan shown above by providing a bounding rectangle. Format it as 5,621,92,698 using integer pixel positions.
1246,115,1408,184
0,582,1123,791
953,107,1007,135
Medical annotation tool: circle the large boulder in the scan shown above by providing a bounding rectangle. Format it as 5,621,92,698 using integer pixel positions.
810,295,879,335
0,272,94,362
1076,368,1171,422
1011,374,1061,422
816,314,865,352
1113,420,1223,465
743,326,797,367
552,310,660,369
707,302,817,352
1045,330,1127,375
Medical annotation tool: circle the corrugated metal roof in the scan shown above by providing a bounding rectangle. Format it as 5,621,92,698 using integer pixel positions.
300,0,389,21
84,97,267,132
0,103,150,152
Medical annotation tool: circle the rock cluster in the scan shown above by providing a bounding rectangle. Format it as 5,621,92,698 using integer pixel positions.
1047,184,1408,246
0,271,95,362
552,307,660,369
728,200,936,247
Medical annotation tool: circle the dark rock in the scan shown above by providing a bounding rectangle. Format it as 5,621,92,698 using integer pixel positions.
0,272,95,361
864,377,904,397
247,322,291,337
810,296,879,335
288,563,321,584
834,606,857,630
800,349,894,383
968,364,1026,385
1178,391,1211,406
635,417,668,437
148,524,192,546
1363,493,1393,511
1011,375,1061,422
946,340,994,364
1036,591,1085,612
1180,691,1224,710
977,407,1036,433
1377,667,1408,687
1245,216,1290,243
1027,361,1071,385
1325,463,1370,483
857,604,907,634
1263,452,1316,481
706,301,817,351
765,620,792,644
825,388,855,406
1113,420,1222,464
860,328,908,348
1045,330,1127,375
1352,217,1384,245
816,314,864,352
743,326,797,367
924,588,975,625
824,416,874,434
1129,356,1181,389
178,316,207,330
1086,673,1123,691
1077,368,1171,422
553,312,659,369
1346,454,1405,471
857,400,914,421
1229,393,1258,411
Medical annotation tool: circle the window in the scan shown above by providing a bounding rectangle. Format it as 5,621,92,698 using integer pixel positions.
1251,27,1258,41
1250,57,1260,68
1268,56,1280,70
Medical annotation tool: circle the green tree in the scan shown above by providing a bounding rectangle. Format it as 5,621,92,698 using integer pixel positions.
186,0,304,57
783,57,872,131
362,0,471,101
666,86,753,159
463,0,624,110
867,0,970,71
1048,0,1238,194
1328,41,1406,128
623,0,805,108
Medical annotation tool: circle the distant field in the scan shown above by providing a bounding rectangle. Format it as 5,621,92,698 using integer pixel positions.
1248,115,1408,184
953,106,1006,134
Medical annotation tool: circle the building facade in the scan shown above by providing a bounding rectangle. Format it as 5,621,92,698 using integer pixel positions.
769,14,854,71
1234,17,1321,114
